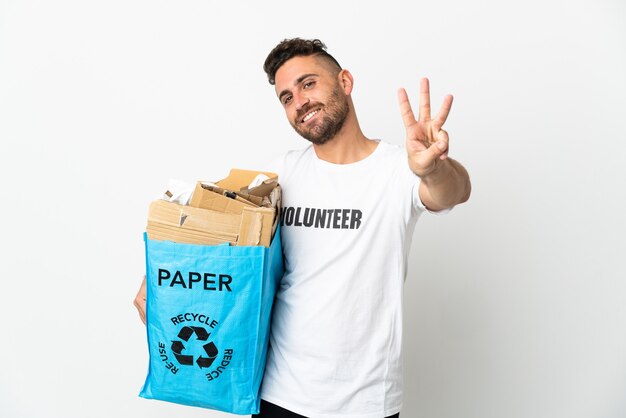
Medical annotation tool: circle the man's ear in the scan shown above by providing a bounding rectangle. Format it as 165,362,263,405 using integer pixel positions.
338,69,354,95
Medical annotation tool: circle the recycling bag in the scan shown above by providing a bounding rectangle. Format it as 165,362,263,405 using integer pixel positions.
139,228,283,415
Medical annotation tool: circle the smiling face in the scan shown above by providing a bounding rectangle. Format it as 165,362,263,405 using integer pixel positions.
274,55,350,145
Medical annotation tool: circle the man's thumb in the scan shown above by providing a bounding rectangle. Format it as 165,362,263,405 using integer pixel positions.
431,139,448,157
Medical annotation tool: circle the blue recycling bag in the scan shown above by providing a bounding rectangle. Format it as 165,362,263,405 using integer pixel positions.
139,227,283,415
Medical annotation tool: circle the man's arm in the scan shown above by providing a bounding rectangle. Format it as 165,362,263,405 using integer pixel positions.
398,78,471,211
418,156,471,211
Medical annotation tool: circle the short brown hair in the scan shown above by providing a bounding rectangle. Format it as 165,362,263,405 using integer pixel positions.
263,38,342,85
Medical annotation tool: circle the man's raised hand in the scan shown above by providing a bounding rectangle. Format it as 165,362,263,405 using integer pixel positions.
397,77,453,178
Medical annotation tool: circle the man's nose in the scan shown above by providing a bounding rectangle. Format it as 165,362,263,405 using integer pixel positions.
294,94,310,111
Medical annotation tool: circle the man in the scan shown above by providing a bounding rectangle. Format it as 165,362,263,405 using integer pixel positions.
134,38,470,418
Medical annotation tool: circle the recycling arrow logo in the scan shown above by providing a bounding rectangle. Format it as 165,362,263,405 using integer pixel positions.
171,326,219,368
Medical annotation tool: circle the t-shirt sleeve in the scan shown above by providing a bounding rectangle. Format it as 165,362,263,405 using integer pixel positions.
413,179,453,215
404,157,453,216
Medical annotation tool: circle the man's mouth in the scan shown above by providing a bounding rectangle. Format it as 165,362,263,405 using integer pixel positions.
300,109,320,124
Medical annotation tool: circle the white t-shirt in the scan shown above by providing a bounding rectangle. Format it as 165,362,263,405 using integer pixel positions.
261,140,427,418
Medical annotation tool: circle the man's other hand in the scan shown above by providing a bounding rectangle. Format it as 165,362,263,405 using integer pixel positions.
134,276,147,324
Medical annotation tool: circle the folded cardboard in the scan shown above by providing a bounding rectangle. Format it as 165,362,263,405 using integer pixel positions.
190,183,258,215
190,169,279,214
146,169,280,247
146,200,239,245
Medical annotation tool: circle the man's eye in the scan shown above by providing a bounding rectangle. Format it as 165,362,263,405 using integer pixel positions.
282,96,292,105
304,81,315,89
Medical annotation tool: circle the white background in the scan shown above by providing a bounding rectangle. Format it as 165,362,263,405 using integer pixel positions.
1,1,625,417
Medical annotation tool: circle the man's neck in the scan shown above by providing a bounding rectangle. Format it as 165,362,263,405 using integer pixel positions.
312,116,378,164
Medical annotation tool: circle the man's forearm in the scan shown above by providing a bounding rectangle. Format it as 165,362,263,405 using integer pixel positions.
418,158,471,211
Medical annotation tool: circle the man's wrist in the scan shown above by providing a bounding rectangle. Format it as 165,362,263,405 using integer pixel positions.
414,158,449,184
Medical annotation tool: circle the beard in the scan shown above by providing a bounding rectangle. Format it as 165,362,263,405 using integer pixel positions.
291,87,349,145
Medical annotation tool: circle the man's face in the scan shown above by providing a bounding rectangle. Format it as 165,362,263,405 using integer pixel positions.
274,55,349,145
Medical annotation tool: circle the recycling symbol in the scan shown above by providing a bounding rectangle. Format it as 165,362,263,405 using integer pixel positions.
171,326,219,368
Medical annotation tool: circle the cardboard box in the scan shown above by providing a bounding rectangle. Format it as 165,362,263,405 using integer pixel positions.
146,169,281,247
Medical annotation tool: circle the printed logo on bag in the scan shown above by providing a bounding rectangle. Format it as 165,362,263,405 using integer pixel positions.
156,312,234,381
171,326,217,368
